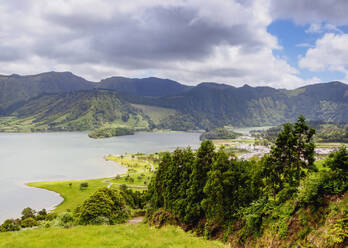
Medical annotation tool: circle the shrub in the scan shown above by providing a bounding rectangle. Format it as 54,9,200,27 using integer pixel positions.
21,207,35,220
80,182,88,190
46,212,58,221
36,208,48,221
91,216,110,225
76,187,129,225
60,212,74,224
1,219,21,232
21,217,37,228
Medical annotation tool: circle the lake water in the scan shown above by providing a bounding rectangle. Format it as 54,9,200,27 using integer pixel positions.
0,131,201,223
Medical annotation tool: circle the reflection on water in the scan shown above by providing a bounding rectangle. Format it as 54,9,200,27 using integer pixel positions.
0,131,200,222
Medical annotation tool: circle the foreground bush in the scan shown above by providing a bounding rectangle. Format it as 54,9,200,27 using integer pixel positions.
1,219,21,232
75,187,129,225
21,217,37,228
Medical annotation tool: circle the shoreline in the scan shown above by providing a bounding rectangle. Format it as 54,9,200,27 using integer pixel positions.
24,156,130,215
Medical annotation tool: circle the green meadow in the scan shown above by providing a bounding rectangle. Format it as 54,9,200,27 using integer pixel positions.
0,224,226,248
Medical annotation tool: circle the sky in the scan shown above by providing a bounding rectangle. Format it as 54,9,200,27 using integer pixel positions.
0,0,348,89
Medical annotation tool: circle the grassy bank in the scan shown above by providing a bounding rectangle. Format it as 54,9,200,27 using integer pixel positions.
28,178,110,214
0,224,225,248
28,153,158,213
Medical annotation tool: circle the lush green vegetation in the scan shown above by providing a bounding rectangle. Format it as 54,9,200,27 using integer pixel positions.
1,72,347,132
200,127,242,140
0,90,151,132
131,104,177,125
1,115,347,247
28,179,111,214
146,116,348,246
88,127,134,139
253,121,348,144
0,225,225,248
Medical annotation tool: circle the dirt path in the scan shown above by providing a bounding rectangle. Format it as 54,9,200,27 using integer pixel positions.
126,216,144,225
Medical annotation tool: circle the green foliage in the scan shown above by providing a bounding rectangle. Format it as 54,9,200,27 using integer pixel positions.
262,116,316,199
88,127,134,139
298,147,348,207
21,217,37,228
36,209,48,221
157,113,198,131
21,207,36,220
76,187,129,225
1,219,21,232
60,212,74,224
199,128,242,140
80,182,88,190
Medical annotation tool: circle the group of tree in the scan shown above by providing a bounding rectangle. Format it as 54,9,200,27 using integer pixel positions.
199,127,242,140
147,116,347,242
0,208,50,232
1,186,146,232
252,120,348,143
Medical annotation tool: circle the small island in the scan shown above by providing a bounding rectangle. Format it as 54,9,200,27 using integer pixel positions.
88,127,134,139
200,127,242,140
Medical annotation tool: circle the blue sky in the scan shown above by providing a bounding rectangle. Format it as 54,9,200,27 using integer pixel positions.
268,20,347,83
0,0,347,89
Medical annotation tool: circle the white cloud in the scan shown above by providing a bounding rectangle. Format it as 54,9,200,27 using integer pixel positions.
270,0,348,26
305,23,343,34
299,33,348,80
0,0,307,88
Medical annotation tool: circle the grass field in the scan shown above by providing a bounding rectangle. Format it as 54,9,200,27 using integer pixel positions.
28,153,157,213
28,178,110,214
131,104,177,124
0,224,225,248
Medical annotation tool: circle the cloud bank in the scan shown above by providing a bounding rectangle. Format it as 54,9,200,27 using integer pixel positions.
0,0,346,88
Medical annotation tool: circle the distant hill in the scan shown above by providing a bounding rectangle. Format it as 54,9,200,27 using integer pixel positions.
0,71,347,131
99,77,191,97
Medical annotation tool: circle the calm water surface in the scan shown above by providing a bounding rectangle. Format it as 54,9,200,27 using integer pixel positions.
0,131,200,222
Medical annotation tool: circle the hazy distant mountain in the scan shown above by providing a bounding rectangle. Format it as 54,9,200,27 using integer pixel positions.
0,71,347,131
99,76,191,97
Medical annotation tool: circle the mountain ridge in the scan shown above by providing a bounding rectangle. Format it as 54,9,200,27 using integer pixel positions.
0,71,347,131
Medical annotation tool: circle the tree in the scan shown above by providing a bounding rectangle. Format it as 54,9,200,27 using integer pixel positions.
263,116,316,199
1,219,20,232
202,148,229,223
21,217,37,228
185,140,216,223
76,187,128,225
21,207,35,220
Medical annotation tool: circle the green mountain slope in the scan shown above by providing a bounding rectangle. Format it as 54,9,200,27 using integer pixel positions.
0,90,152,132
99,76,191,97
0,72,94,114
134,82,348,129
0,71,347,131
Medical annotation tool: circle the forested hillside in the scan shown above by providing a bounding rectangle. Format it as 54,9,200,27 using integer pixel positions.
146,117,348,247
0,71,347,132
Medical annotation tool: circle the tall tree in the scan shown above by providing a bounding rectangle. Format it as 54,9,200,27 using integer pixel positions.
263,115,315,198
185,140,216,223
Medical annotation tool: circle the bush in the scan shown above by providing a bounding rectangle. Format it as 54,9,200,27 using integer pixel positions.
297,171,330,206
21,217,37,228
80,182,89,190
91,216,110,225
76,187,129,225
60,212,74,224
1,219,21,232
46,212,58,221
36,208,48,221
21,207,35,220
